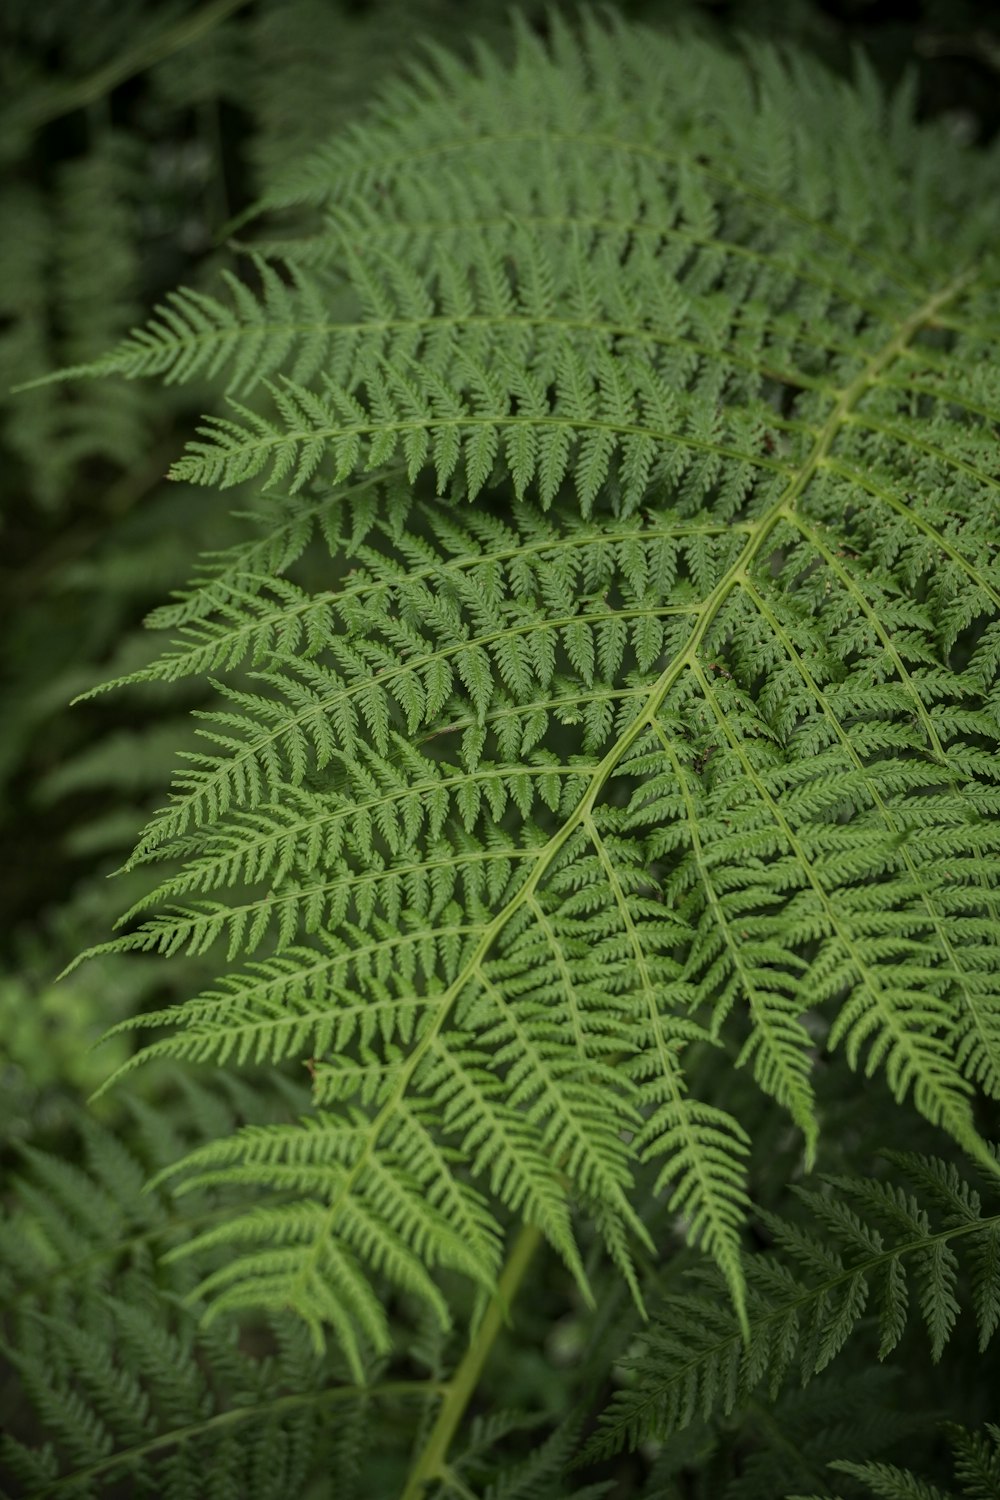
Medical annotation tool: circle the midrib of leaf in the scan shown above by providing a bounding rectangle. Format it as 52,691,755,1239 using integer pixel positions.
100,925,476,1040
142,846,538,959
173,409,790,490
140,515,743,683
121,765,579,911
277,126,927,298
580,803,700,1274
283,266,980,1326
399,1219,542,1500
822,456,1000,610
21,1377,443,1498
124,511,743,860
788,517,950,759
478,129,925,295
881,368,999,425
474,961,646,1246
101,307,832,398
279,208,905,332
844,411,1000,497
128,596,699,857
781,498,999,1028
526,892,588,1060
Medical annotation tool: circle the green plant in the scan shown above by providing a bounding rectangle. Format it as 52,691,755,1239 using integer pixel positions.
3,5,1000,1496
793,1421,1000,1500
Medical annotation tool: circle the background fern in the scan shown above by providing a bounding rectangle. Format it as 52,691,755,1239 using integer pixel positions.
3,2,1000,1496
0,1076,446,1498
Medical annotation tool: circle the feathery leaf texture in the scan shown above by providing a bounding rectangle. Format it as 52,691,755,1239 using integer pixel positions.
789,1419,1000,1500
61,13,1000,1360
0,1086,438,1499
586,1150,1000,1462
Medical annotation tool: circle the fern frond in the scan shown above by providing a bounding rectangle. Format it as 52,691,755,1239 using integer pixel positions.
57,10,1000,1370
0,1089,444,1499
721,1367,926,1500
790,1420,1000,1500
586,1150,1000,1462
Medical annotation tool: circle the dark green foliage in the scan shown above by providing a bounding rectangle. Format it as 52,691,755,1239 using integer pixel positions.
792,1421,1000,1500
0,1080,438,1498
3,3,1000,1497
588,1150,1000,1460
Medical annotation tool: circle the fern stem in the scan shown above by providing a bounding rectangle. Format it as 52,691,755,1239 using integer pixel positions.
16,0,252,131
400,1220,543,1500
25,1380,446,1497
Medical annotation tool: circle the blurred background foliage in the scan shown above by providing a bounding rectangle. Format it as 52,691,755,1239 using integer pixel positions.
0,1,997,1493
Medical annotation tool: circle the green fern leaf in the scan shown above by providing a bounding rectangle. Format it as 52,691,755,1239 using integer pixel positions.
56,11,1000,1370
586,1150,1000,1462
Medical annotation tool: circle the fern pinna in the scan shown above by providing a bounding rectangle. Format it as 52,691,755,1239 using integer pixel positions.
10,7,1000,1494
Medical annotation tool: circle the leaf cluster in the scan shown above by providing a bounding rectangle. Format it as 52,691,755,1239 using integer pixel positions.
4,3,1000,1497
